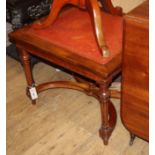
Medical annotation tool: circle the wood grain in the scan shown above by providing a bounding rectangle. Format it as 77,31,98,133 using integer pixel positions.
7,57,148,155
121,1,149,141
9,0,123,144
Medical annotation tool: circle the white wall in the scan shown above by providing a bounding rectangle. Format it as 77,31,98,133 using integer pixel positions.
112,0,146,13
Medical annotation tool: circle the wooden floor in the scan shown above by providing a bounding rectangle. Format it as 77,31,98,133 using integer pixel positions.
7,56,149,155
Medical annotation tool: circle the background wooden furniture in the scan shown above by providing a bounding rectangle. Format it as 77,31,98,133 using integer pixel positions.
121,1,149,144
6,0,122,68
9,0,123,145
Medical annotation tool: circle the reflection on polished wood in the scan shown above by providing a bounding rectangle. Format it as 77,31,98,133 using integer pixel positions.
121,1,149,143
9,0,123,145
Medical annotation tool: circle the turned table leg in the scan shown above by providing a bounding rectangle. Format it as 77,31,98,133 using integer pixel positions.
74,75,117,145
98,80,117,145
18,48,37,104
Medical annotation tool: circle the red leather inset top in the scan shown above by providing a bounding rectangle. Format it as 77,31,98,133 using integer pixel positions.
27,8,123,64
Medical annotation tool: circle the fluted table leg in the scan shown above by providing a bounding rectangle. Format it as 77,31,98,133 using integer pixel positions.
18,47,36,105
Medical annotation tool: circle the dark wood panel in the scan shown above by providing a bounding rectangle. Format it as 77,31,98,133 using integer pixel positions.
121,1,149,141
